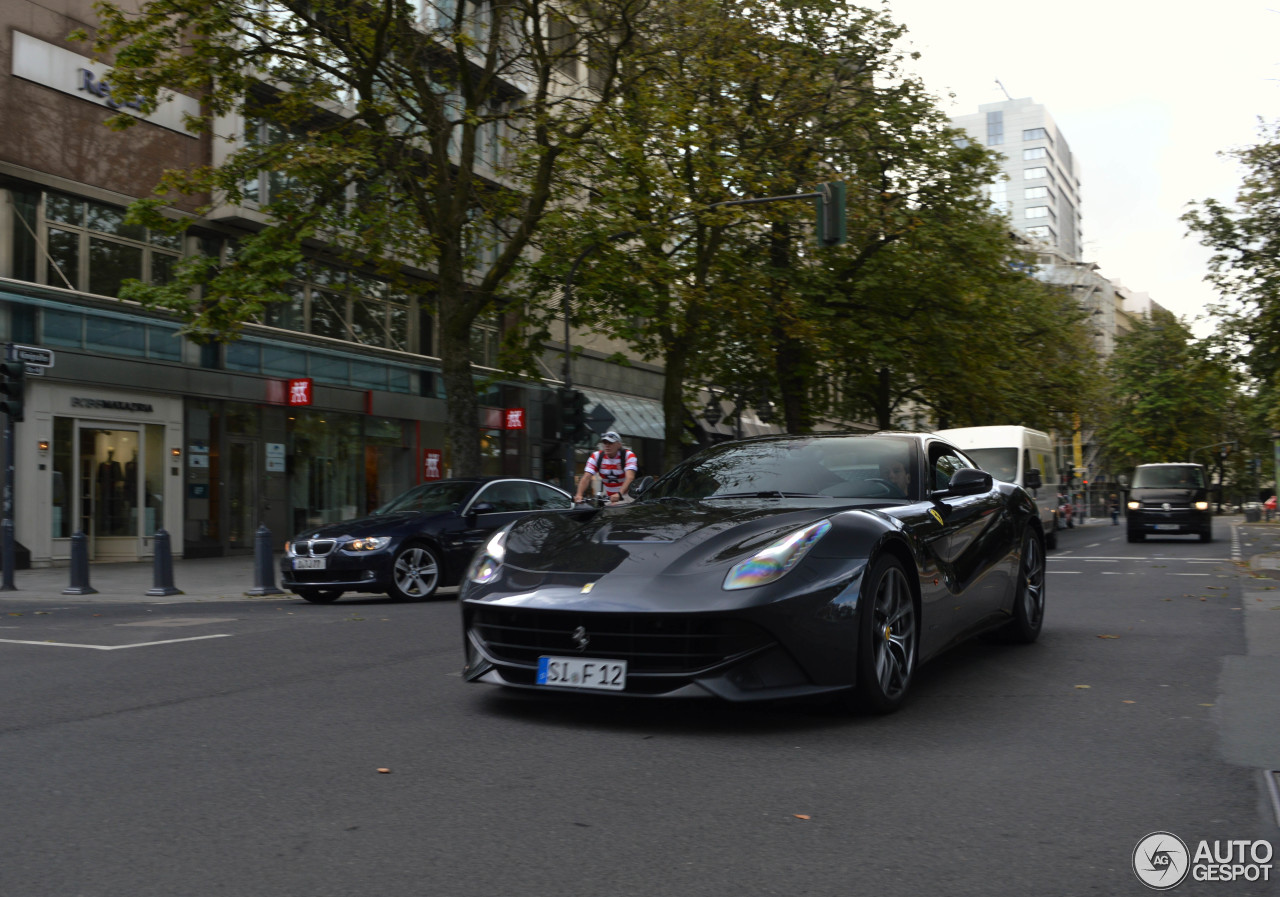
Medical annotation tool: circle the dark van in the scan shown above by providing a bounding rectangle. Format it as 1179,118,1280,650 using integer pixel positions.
1126,463,1212,543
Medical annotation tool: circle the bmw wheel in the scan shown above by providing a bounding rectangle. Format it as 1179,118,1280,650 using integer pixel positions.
1002,528,1046,644
388,543,441,601
851,555,917,714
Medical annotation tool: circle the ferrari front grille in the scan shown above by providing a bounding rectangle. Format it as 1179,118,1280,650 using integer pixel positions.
470,607,774,675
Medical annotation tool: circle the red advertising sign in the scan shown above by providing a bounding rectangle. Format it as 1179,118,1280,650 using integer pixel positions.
287,378,313,406
422,449,443,481
504,407,526,430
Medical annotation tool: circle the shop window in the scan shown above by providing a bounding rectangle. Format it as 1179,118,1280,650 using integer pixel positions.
351,360,387,389
226,340,262,372
43,309,84,346
262,344,308,376
88,237,144,297
86,317,146,357
310,353,349,384
148,325,183,361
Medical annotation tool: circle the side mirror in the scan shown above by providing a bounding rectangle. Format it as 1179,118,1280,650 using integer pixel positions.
631,475,655,498
1024,468,1043,491
468,502,495,520
931,467,992,499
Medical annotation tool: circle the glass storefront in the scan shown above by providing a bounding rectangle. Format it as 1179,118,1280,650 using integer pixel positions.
50,416,166,558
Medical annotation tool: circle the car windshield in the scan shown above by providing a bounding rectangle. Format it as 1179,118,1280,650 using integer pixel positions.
1131,466,1206,489
645,436,915,501
964,448,1018,484
375,480,476,514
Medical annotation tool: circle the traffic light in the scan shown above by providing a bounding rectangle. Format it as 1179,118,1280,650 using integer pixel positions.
815,181,847,246
0,361,24,422
558,388,590,443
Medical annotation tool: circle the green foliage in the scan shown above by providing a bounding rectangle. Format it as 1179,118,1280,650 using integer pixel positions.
1184,118,1280,426
1095,309,1236,471
83,0,648,474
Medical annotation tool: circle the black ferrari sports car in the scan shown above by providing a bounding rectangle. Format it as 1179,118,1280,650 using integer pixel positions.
281,477,574,603
460,432,1047,713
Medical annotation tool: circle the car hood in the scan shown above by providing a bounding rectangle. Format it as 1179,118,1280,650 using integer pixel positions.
291,510,448,540
503,499,858,578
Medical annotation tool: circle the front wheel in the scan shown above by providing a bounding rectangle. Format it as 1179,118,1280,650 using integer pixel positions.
1200,530,1213,543
297,589,342,604
1001,529,1046,643
388,543,441,601
849,555,917,714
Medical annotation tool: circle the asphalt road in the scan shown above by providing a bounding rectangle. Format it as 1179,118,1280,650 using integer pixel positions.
0,516,1276,896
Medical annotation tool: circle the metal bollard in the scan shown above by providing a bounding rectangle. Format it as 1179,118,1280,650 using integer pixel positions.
1,518,16,592
246,524,284,596
145,529,182,596
63,531,98,595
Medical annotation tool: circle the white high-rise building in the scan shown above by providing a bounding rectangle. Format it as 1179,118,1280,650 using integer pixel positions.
951,97,1083,263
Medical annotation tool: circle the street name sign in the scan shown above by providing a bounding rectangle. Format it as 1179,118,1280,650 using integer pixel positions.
5,344,54,367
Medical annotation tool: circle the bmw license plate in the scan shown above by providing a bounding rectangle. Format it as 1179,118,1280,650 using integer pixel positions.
537,656,627,691
293,557,326,570
1154,524,1180,531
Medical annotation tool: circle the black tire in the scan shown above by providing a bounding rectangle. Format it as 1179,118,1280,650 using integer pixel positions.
298,589,342,604
1200,530,1213,543
1001,528,1046,644
1127,531,1144,543
387,543,441,601
1045,525,1058,551
849,555,917,714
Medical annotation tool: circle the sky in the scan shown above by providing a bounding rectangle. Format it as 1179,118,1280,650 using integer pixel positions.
881,0,1280,333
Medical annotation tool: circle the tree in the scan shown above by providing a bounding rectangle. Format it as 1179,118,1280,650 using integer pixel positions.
1094,308,1236,472
1183,118,1280,424
79,0,647,475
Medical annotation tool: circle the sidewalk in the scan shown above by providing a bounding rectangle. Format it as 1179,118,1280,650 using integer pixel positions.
0,554,282,603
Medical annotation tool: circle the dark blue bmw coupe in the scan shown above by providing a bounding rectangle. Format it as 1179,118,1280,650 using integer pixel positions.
281,477,574,603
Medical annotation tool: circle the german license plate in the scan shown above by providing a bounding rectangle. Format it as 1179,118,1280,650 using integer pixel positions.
1154,524,1180,531
536,656,627,691
293,557,326,570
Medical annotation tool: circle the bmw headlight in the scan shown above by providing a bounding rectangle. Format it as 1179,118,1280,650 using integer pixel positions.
723,519,832,591
347,536,391,552
467,527,509,585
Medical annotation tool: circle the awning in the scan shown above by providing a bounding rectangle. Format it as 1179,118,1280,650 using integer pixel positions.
577,388,667,441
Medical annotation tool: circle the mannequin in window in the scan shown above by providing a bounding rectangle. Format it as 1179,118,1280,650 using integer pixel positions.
98,449,124,532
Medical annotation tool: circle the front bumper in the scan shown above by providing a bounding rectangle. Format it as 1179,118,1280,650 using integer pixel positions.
280,551,393,592
1127,510,1210,536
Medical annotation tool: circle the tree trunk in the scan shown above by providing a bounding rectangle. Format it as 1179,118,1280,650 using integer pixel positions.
438,285,482,477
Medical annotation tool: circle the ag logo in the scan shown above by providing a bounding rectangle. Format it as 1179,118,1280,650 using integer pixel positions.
1133,831,1190,889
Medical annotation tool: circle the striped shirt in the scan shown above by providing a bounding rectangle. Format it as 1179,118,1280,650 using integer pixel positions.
585,449,638,495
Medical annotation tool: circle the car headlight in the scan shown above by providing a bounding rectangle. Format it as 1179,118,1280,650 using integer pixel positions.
723,519,832,591
467,527,508,585
1195,501,1209,511
284,540,294,555
347,536,392,552
1127,501,1139,510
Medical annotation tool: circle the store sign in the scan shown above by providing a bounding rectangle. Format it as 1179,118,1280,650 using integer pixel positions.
422,449,442,481
11,32,200,137
71,397,155,413
504,408,525,430
265,443,286,473
287,378,313,406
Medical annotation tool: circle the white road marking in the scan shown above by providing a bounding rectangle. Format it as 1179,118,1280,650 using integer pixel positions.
1174,573,1211,577
0,634,233,650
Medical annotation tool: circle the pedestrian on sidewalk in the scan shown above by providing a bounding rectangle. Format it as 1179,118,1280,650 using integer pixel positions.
1109,493,1120,526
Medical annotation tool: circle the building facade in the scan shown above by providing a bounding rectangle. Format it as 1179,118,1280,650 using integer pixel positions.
951,97,1083,264
1,4,669,566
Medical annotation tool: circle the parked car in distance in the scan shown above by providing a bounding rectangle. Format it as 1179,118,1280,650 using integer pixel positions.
282,478,574,603
934,425,1060,549
461,432,1047,714
1126,463,1212,543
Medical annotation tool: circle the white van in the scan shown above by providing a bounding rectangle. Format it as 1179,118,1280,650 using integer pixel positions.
934,425,1061,549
